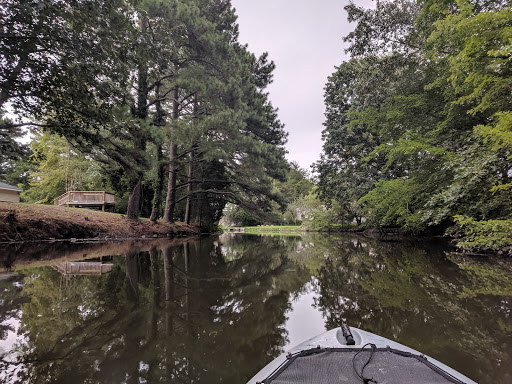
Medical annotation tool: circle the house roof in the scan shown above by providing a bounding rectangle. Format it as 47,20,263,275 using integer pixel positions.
0,181,23,192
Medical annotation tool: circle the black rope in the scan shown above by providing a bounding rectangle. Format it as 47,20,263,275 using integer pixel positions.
352,343,378,384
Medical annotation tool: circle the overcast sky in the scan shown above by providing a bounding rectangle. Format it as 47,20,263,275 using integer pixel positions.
231,0,373,171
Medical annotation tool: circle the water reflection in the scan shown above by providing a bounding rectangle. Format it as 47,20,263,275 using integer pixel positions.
0,234,511,384
0,235,310,383
312,236,512,383
52,261,113,276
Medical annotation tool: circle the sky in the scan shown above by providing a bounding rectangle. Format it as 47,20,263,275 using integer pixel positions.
231,0,373,171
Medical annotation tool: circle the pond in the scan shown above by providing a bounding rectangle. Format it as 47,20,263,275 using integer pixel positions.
0,233,511,383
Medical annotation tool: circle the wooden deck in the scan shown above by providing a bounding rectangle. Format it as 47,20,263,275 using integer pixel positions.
54,191,115,211
52,262,113,276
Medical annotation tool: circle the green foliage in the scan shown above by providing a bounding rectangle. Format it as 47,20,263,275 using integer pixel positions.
293,190,341,231
450,216,512,253
422,144,509,226
274,161,314,203
221,161,314,226
476,111,512,153
0,116,34,189
359,178,425,233
23,132,109,203
316,0,512,248
222,203,261,226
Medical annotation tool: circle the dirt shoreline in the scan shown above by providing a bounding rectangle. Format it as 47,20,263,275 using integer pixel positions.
0,202,200,243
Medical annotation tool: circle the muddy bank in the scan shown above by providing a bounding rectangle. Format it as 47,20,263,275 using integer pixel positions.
0,202,200,242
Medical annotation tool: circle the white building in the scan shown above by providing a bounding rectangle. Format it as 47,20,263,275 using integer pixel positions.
0,182,23,202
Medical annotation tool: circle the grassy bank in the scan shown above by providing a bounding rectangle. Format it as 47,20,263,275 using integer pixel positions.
0,202,199,242
244,225,304,232
221,225,306,233
221,224,365,233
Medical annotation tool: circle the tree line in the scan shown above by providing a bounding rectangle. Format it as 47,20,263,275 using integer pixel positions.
315,0,511,251
0,0,290,230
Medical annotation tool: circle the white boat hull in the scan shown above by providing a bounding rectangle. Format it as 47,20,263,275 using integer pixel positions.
247,327,476,384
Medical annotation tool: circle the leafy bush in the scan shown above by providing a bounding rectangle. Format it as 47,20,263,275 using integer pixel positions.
450,216,512,253
359,179,425,234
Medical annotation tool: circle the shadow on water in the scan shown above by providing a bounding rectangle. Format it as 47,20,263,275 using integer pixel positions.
0,233,511,383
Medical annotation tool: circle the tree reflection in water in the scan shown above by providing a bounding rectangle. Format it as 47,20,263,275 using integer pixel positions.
0,234,510,384
1,235,309,383
313,236,512,384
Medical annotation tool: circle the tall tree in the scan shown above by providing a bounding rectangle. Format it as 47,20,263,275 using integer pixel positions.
1,0,289,230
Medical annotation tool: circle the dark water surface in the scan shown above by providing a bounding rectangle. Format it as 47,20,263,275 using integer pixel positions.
0,234,511,383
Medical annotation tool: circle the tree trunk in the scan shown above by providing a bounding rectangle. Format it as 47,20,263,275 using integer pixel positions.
163,246,174,307
184,151,194,224
190,159,205,228
163,143,178,222
162,246,175,379
183,242,189,322
163,86,180,222
149,247,161,343
184,98,198,225
127,177,142,220
150,83,165,223
502,166,510,185
135,16,149,120
150,146,165,223
125,251,139,298
126,16,149,221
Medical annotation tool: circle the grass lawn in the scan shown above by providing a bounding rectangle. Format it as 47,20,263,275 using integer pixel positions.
228,225,305,232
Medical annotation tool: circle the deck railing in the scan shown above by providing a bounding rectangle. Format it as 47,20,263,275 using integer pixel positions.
52,262,113,276
54,191,115,210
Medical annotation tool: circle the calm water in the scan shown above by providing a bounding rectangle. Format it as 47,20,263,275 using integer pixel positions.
1,234,511,383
